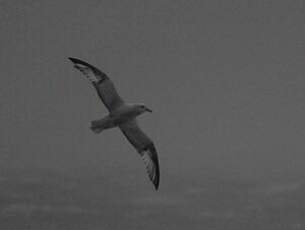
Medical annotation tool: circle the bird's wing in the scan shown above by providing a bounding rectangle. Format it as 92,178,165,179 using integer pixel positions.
119,119,160,190
68,57,124,111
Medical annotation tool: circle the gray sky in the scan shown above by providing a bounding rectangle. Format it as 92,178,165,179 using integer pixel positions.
1,0,305,176
1,0,305,228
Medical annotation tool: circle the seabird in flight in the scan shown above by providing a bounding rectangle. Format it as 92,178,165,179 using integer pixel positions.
68,57,160,190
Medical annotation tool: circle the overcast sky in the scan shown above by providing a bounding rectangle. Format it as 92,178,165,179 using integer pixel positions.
1,1,305,228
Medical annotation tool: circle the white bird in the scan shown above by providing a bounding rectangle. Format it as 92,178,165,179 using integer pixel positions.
68,57,160,190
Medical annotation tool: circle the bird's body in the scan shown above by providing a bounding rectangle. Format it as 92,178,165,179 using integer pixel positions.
91,104,150,133
68,57,160,190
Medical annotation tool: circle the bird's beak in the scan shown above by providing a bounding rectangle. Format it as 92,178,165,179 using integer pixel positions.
146,107,152,113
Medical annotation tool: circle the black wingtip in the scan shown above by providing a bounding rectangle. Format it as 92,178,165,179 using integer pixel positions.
153,164,160,190
153,170,160,190
154,180,159,190
152,147,160,191
68,57,86,65
68,57,75,62
68,57,107,77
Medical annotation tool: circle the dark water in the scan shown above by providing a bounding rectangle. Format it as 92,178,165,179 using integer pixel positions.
1,168,304,230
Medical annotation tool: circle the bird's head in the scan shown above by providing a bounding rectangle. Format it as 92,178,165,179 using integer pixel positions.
136,104,152,114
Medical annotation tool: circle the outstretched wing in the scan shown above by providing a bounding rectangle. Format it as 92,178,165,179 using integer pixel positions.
119,120,160,190
68,57,124,111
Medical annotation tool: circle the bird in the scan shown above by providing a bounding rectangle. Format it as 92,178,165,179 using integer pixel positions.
68,57,160,190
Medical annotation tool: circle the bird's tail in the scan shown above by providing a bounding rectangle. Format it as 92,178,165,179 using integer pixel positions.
90,117,116,134
90,120,104,134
